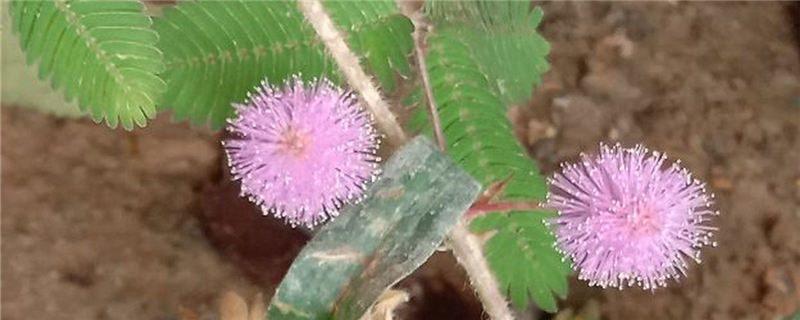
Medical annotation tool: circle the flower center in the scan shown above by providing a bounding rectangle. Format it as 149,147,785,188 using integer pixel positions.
627,202,662,236
279,127,311,158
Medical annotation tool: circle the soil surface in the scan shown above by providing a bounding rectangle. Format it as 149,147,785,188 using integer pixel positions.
1,112,258,320
523,2,800,320
2,2,799,320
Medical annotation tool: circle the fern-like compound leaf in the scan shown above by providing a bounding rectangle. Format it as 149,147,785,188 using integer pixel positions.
425,1,549,104
1,4,83,117
153,1,413,129
8,0,166,129
268,137,481,320
411,1,570,312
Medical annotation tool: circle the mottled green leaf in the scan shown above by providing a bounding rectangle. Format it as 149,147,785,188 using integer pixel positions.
268,137,481,320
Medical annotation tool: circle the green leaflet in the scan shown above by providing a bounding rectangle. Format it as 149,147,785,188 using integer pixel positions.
411,1,571,312
425,1,549,104
471,210,572,312
153,1,413,129
8,0,166,129
267,137,481,320
1,4,83,117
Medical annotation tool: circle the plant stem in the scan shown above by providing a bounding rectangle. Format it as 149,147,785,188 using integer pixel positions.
400,3,515,320
404,7,447,151
466,201,543,220
301,2,513,319
447,221,515,320
297,0,407,148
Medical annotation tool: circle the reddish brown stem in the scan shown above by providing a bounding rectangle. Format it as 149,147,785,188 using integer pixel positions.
127,131,140,156
413,22,447,151
466,201,543,220
399,3,514,320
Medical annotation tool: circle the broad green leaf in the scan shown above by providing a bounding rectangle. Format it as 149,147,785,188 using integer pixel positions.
267,137,481,320
8,0,166,129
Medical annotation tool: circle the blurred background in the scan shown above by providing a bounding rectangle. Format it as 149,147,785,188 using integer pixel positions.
2,2,799,320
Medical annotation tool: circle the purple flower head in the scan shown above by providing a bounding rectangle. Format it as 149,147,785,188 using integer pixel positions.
546,144,717,289
224,77,380,228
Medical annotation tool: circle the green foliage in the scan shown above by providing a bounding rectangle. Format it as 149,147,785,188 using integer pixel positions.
1,4,83,117
8,0,166,129
472,211,571,312
410,1,570,312
268,137,481,320
425,1,550,104
783,310,800,320
153,1,413,129
8,0,568,312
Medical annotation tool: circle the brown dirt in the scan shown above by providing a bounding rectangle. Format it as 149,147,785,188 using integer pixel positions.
2,2,799,320
0,111,259,320
519,2,800,320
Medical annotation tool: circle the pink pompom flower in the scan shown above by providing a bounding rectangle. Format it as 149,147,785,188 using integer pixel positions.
546,144,717,289
223,77,380,228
